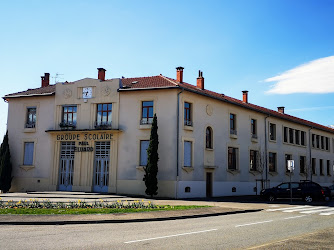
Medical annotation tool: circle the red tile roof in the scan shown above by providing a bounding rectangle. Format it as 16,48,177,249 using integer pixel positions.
120,75,334,134
4,85,55,99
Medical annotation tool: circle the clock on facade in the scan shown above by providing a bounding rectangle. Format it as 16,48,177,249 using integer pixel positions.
82,87,92,99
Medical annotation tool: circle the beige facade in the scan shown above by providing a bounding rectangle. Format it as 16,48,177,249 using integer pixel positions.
4,68,334,198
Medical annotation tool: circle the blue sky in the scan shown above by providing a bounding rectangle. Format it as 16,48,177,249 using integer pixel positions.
1,0,334,142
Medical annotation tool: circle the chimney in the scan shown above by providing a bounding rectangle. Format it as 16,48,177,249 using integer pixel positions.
176,67,184,83
97,68,106,81
197,70,204,90
242,90,248,103
278,106,285,114
41,73,50,87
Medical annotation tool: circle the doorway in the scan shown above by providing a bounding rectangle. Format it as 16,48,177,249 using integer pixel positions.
93,141,110,193
58,142,75,191
206,172,213,197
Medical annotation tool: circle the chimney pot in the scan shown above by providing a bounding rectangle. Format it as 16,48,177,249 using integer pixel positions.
278,106,285,114
176,66,184,83
41,73,50,87
242,90,248,103
197,70,204,90
97,68,106,81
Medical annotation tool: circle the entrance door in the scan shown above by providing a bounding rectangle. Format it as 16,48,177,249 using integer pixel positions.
206,172,213,197
59,142,75,191
93,141,110,193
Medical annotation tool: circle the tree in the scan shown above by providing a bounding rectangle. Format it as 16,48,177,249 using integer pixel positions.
0,131,13,193
143,114,159,197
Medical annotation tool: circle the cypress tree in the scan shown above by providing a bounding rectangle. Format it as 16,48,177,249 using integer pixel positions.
143,114,159,197
0,131,13,193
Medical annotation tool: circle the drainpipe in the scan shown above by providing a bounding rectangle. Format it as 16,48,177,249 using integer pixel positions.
264,115,269,188
308,127,312,181
176,88,184,199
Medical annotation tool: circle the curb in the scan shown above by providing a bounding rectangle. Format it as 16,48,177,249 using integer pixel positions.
0,209,262,226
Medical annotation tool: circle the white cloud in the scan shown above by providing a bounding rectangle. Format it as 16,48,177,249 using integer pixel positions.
265,55,334,94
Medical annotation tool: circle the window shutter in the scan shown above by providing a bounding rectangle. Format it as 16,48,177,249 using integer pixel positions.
140,141,149,166
184,141,192,167
24,142,34,165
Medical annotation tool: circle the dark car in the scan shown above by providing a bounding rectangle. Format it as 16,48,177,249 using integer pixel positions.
328,185,334,197
260,181,331,202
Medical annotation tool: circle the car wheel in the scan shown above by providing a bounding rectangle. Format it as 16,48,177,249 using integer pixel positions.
304,195,313,203
268,194,275,202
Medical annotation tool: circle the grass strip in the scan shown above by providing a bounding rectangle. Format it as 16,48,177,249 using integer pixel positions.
0,205,208,215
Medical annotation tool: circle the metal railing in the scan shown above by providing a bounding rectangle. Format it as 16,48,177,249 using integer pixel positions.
95,121,112,129
59,122,76,130
230,129,237,135
140,118,153,125
184,120,193,126
25,123,36,128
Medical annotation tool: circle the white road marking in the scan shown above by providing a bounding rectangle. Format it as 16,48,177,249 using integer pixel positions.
124,229,218,244
235,220,273,227
266,206,308,211
283,206,326,213
300,208,334,214
283,215,307,220
320,211,334,216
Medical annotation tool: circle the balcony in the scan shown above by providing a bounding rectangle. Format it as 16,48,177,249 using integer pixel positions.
140,118,153,125
59,122,76,130
95,121,112,130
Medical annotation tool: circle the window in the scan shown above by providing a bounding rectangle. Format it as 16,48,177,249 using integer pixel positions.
140,140,149,166
269,152,276,172
228,147,238,170
26,107,36,128
326,137,329,151
312,158,316,175
285,154,292,172
61,105,77,127
250,150,258,171
319,159,324,175
301,131,306,146
295,130,300,145
206,127,213,149
327,160,331,176
321,136,324,149
316,135,320,148
141,101,153,125
283,127,288,143
23,142,34,165
300,156,306,174
269,123,276,141
184,102,192,126
251,119,257,138
184,141,192,167
96,103,112,128
230,114,237,135
289,128,294,144
312,134,315,148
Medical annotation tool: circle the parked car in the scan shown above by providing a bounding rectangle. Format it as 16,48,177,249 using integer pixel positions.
328,185,334,197
260,181,331,202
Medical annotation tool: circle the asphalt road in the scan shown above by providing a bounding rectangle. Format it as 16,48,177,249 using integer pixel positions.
1,206,334,249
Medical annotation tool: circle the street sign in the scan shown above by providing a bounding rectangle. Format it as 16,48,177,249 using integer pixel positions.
288,160,294,172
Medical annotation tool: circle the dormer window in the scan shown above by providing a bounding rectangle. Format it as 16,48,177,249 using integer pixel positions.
25,107,36,128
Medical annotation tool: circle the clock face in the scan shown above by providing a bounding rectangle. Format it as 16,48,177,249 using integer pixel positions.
82,87,92,99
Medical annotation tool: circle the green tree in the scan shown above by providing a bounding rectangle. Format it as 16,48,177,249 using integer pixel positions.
143,114,159,197
0,131,13,193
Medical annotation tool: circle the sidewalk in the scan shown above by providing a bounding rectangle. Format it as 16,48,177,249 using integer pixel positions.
0,192,264,225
